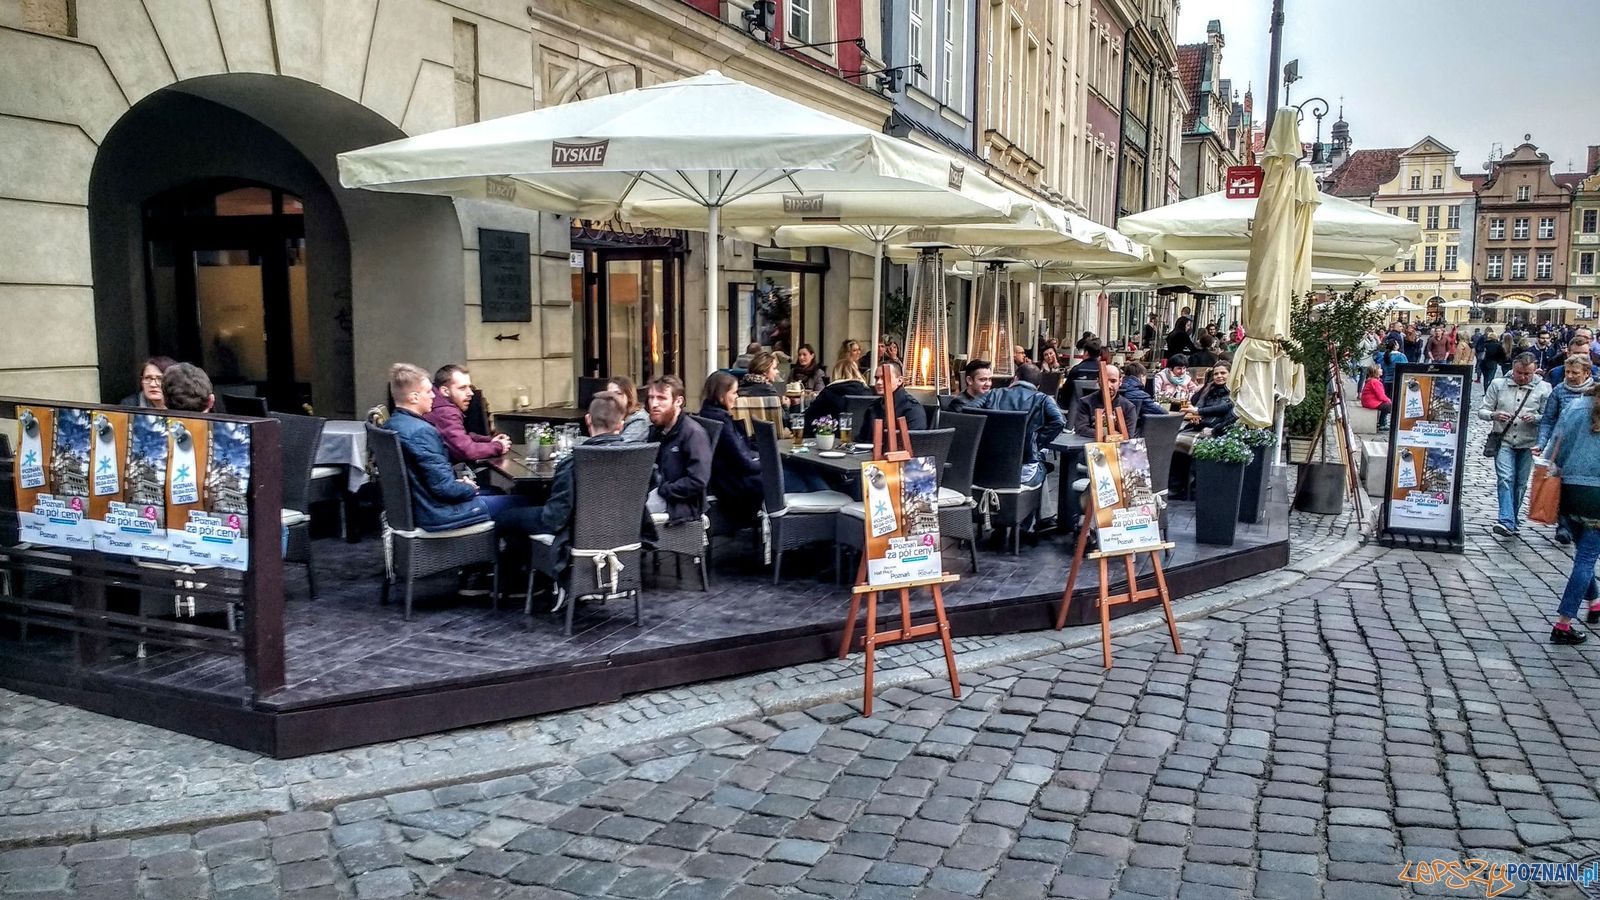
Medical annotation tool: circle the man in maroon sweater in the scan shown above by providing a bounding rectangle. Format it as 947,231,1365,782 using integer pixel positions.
424,364,510,464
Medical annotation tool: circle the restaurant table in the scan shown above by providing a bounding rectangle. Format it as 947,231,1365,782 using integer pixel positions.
485,446,561,499
494,408,587,438
778,439,872,476
316,420,370,492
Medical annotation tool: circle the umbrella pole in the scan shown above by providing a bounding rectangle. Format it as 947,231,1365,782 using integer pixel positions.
869,240,884,382
1033,266,1044,358
705,200,721,377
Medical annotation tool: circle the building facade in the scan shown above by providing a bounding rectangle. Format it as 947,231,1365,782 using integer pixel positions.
1114,0,1181,218
1569,146,1600,314
1367,138,1476,321
1174,21,1249,201
1472,140,1574,322
0,0,897,412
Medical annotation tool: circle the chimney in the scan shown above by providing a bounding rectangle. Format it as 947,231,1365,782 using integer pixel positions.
1589,145,1600,175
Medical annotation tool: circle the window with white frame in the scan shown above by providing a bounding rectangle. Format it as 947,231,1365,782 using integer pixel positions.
1431,173,1443,189
1511,252,1527,279
1424,246,1437,271
1447,205,1461,229
1410,173,1421,191
1517,185,1531,201
941,0,958,106
1403,253,1417,272
1539,217,1555,239
789,0,813,44
1581,252,1596,276
1387,206,1399,217
1489,218,1505,240
1488,253,1503,279
1426,206,1439,229
1406,206,1419,222
1445,245,1459,271
908,0,924,88
1537,252,1553,280
1585,209,1598,233
1514,217,1529,240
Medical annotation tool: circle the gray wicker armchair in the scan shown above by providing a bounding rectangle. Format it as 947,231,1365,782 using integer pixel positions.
365,424,499,621
271,412,324,599
751,420,851,584
939,411,985,573
646,414,720,590
527,443,657,636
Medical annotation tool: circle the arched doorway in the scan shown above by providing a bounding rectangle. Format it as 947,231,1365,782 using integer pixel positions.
89,75,463,418
142,180,310,410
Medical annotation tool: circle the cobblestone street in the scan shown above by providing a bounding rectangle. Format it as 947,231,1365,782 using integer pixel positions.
9,418,1600,899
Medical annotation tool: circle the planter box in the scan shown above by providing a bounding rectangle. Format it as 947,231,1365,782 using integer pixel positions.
1239,445,1272,523
1294,461,1346,515
1193,459,1245,546
1284,435,1317,464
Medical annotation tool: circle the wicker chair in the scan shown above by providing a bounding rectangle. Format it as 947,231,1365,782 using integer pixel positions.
271,412,325,599
969,408,1042,555
219,391,269,416
752,420,851,584
649,415,720,590
937,411,985,573
527,443,657,636
833,428,955,582
365,424,499,621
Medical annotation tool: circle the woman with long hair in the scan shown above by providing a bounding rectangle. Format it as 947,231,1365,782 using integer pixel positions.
789,343,826,392
804,358,874,436
697,371,764,525
1547,388,1600,643
606,374,650,442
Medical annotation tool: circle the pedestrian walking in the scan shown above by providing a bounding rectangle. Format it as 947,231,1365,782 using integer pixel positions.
1546,390,1600,643
1479,353,1551,537
1479,330,1507,386
1537,353,1594,545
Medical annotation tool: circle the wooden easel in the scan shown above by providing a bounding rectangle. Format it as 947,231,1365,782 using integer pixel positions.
1304,351,1367,529
1052,366,1183,669
836,364,961,716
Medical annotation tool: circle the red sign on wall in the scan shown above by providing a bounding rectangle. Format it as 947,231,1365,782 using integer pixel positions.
1225,166,1264,199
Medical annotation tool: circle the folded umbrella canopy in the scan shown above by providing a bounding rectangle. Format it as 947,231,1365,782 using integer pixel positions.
338,71,1015,375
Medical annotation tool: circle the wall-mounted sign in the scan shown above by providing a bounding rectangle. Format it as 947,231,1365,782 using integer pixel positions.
1225,166,1264,199
569,250,585,268
478,229,533,323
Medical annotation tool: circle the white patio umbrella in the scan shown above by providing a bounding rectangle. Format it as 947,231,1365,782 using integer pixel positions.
741,195,1144,363
1440,299,1475,309
1483,297,1536,310
1201,270,1378,292
1369,296,1426,312
1536,297,1587,311
337,71,1015,375
1117,183,1421,274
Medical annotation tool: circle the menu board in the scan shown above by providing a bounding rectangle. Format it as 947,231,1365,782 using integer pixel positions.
1084,438,1164,554
1381,365,1471,540
11,405,254,571
861,456,943,586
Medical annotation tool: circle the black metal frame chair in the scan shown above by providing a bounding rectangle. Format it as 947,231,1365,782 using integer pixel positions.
752,420,851,584
365,424,499,621
527,443,657,636
271,412,325,599
969,409,1042,555
938,411,986,572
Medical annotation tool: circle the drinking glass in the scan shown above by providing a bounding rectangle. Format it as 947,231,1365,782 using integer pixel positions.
523,425,537,453
788,412,805,440
839,413,853,444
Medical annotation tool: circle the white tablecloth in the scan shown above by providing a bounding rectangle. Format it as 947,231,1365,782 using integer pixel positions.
316,421,369,492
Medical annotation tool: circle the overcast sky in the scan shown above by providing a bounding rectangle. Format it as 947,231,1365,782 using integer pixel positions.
1175,0,1600,175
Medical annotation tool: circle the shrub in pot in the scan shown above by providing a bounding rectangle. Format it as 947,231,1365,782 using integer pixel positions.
1191,434,1251,546
1278,288,1383,509
1232,426,1278,523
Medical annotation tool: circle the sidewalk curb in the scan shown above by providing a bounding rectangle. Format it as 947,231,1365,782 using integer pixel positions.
0,536,1364,847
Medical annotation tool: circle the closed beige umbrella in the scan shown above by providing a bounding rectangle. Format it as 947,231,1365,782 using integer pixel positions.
1229,110,1303,428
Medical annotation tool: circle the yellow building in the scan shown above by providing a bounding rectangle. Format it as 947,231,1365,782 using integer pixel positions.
1371,138,1476,322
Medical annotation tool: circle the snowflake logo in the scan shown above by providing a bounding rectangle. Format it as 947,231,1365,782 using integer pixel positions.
176,464,190,481
23,450,38,467
98,457,112,474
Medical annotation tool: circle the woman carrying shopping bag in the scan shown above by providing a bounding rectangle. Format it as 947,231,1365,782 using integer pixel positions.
1548,390,1600,641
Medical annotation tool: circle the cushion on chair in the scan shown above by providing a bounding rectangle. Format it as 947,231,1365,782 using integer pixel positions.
530,532,556,545
280,509,310,527
1072,478,1090,493
650,513,711,527
311,466,342,481
782,490,852,513
838,501,866,520
391,520,496,540
937,487,973,508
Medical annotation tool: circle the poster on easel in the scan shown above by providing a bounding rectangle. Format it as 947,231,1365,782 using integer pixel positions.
861,456,942,586
1381,364,1471,540
167,420,251,571
1084,438,1164,554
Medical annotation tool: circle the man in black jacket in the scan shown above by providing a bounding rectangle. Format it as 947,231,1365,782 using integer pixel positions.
1071,364,1141,438
857,359,928,444
531,391,629,553
644,376,711,526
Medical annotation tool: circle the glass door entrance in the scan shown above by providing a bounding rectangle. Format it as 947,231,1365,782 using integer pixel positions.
578,249,681,384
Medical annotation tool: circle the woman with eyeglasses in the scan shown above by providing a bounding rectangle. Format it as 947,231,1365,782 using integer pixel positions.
121,356,177,409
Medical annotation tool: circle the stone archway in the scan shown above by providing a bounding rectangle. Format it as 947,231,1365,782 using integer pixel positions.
88,75,464,418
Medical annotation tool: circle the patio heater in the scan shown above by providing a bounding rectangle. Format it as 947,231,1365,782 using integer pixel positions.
969,259,1016,378
903,245,952,392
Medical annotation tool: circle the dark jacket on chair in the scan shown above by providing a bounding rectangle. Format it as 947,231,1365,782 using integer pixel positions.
696,402,763,524
973,378,1066,467
804,378,875,436
858,388,929,446
649,413,712,525
386,408,489,531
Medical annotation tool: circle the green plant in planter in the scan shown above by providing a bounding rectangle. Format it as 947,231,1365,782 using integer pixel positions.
1232,426,1278,449
1279,288,1385,443
1191,435,1252,465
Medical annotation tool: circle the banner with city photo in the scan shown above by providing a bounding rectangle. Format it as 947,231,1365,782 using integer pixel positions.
14,406,98,552
1385,369,1468,535
860,456,942,587
1083,438,1164,554
166,419,252,571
